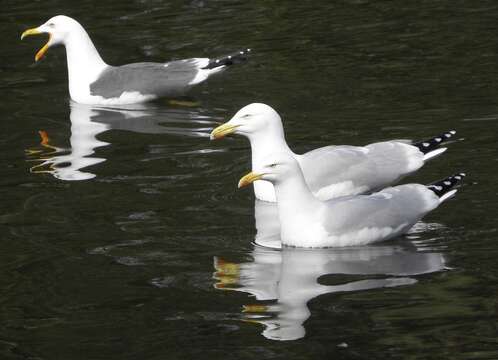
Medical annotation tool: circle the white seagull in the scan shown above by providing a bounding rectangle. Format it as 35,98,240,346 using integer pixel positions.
211,103,456,202
21,15,250,105
238,152,464,248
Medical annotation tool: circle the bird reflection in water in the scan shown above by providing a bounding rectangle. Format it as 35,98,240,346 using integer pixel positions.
214,244,446,341
26,101,216,181
26,104,109,180
214,200,447,341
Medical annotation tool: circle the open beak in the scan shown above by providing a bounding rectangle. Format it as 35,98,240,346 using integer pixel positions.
21,28,51,62
238,171,263,188
210,123,240,140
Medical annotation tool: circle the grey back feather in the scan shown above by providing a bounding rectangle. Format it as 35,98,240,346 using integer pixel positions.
299,142,424,196
90,60,201,99
323,184,439,235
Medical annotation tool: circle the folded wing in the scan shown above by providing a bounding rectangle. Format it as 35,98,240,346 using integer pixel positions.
298,142,424,200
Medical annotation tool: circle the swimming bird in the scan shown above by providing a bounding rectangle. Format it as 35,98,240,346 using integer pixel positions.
211,103,456,202
238,152,464,248
21,15,250,105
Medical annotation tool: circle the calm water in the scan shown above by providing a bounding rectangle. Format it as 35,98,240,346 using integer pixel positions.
1,0,498,358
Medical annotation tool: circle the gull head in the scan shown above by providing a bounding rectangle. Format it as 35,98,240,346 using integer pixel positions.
238,152,299,188
210,103,283,140
21,15,83,61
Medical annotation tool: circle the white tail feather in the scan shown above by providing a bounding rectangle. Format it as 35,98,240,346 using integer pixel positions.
439,189,457,203
423,147,447,161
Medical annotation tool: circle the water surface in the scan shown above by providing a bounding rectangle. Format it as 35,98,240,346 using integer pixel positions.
1,1,498,359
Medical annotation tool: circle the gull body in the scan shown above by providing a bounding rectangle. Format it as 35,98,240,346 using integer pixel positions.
238,152,464,248
211,103,455,202
21,15,250,105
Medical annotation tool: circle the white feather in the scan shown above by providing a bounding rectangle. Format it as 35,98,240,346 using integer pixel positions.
439,189,457,203
188,58,226,85
423,147,447,161
222,104,438,202
254,153,445,248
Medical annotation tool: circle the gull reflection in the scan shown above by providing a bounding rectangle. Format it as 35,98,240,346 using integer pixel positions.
26,104,110,180
26,102,215,181
213,242,446,341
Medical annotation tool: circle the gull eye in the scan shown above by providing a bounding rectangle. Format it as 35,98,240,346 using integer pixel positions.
242,113,251,118
269,163,278,168
48,23,55,27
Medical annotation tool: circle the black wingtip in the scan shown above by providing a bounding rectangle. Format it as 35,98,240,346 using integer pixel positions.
414,130,456,154
204,48,252,69
427,172,466,197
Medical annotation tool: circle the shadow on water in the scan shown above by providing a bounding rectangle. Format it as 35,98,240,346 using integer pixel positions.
24,101,217,181
213,241,446,341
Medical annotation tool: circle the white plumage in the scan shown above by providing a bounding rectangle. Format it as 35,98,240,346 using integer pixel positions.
211,103,449,202
238,152,460,248
21,15,249,105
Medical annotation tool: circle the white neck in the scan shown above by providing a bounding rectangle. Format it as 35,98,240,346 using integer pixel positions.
247,129,293,202
63,29,108,100
247,127,293,171
272,165,324,246
275,173,321,216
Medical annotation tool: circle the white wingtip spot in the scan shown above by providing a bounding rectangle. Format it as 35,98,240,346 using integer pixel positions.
444,181,451,185
449,130,456,134
454,176,461,180
435,137,442,142
423,142,430,147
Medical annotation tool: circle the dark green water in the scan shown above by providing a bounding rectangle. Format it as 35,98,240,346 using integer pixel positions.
2,0,498,358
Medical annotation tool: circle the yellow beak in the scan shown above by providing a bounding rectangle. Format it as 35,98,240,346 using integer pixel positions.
21,28,51,62
210,123,240,140
21,28,41,40
238,171,263,188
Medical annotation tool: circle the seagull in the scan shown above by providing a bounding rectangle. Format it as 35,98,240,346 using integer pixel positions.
238,152,465,248
21,15,251,105
211,103,456,202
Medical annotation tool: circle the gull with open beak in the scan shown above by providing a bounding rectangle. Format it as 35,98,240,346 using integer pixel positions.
211,103,456,202
237,152,465,248
21,26,53,62
21,15,251,105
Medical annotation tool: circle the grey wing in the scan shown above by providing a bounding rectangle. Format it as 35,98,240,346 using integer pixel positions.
323,184,439,235
364,141,425,187
298,145,379,199
90,59,206,99
298,142,425,199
